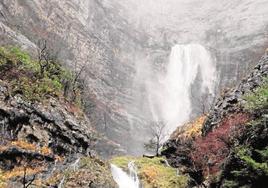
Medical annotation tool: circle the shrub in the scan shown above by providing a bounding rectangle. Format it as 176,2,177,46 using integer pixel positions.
243,78,268,111
175,115,207,139
236,147,268,175
223,146,268,187
0,46,78,103
191,113,250,176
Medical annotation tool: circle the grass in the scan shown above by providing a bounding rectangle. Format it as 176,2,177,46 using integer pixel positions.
111,156,188,188
110,156,135,171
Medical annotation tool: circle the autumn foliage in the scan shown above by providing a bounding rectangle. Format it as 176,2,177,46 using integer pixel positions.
3,166,44,180
171,115,207,140
191,113,250,176
0,141,52,157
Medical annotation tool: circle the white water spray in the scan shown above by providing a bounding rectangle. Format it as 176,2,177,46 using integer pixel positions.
111,162,141,188
147,44,217,134
70,158,80,171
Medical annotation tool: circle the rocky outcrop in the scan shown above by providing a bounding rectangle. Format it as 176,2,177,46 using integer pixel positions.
0,81,95,156
0,79,118,187
202,53,268,135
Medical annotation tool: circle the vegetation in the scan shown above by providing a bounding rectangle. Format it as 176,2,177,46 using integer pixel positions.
0,141,52,156
235,146,268,175
191,113,250,177
243,77,268,111
3,166,44,181
217,78,268,187
221,145,268,188
171,115,206,140
0,170,6,188
144,121,167,156
45,157,116,188
110,156,135,171
0,46,82,104
111,156,188,188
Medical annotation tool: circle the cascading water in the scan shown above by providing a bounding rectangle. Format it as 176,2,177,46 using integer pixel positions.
147,43,217,134
128,161,140,187
111,161,141,188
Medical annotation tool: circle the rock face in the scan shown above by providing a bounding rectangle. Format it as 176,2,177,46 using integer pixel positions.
0,0,268,154
0,81,95,156
0,79,118,187
202,53,268,135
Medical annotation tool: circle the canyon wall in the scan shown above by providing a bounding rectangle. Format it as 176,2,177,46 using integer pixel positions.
0,0,267,155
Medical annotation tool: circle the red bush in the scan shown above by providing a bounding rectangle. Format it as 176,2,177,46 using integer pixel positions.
191,113,250,176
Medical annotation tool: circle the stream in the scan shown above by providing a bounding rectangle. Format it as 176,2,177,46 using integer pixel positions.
111,161,141,188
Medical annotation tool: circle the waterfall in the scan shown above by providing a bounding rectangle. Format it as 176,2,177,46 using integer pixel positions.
128,161,140,186
147,43,217,134
111,161,141,188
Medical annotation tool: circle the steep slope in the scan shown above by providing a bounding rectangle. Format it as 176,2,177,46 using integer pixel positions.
0,0,268,155
0,0,153,155
162,50,268,187
0,47,117,187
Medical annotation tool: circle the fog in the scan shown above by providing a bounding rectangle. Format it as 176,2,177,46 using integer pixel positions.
101,0,267,43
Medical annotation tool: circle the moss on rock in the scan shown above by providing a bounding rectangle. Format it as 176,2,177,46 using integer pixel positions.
111,156,188,188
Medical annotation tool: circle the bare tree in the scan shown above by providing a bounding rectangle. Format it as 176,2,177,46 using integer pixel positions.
37,40,50,77
62,58,87,102
22,166,36,188
65,40,94,102
144,121,167,156
37,39,60,78
71,61,87,102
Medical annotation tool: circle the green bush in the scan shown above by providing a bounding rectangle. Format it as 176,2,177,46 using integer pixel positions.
236,147,268,175
227,146,268,185
243,78,268,111
221,180,239,188
0,46,76,103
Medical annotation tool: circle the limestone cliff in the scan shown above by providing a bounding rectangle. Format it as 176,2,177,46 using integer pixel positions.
0,0,268,154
